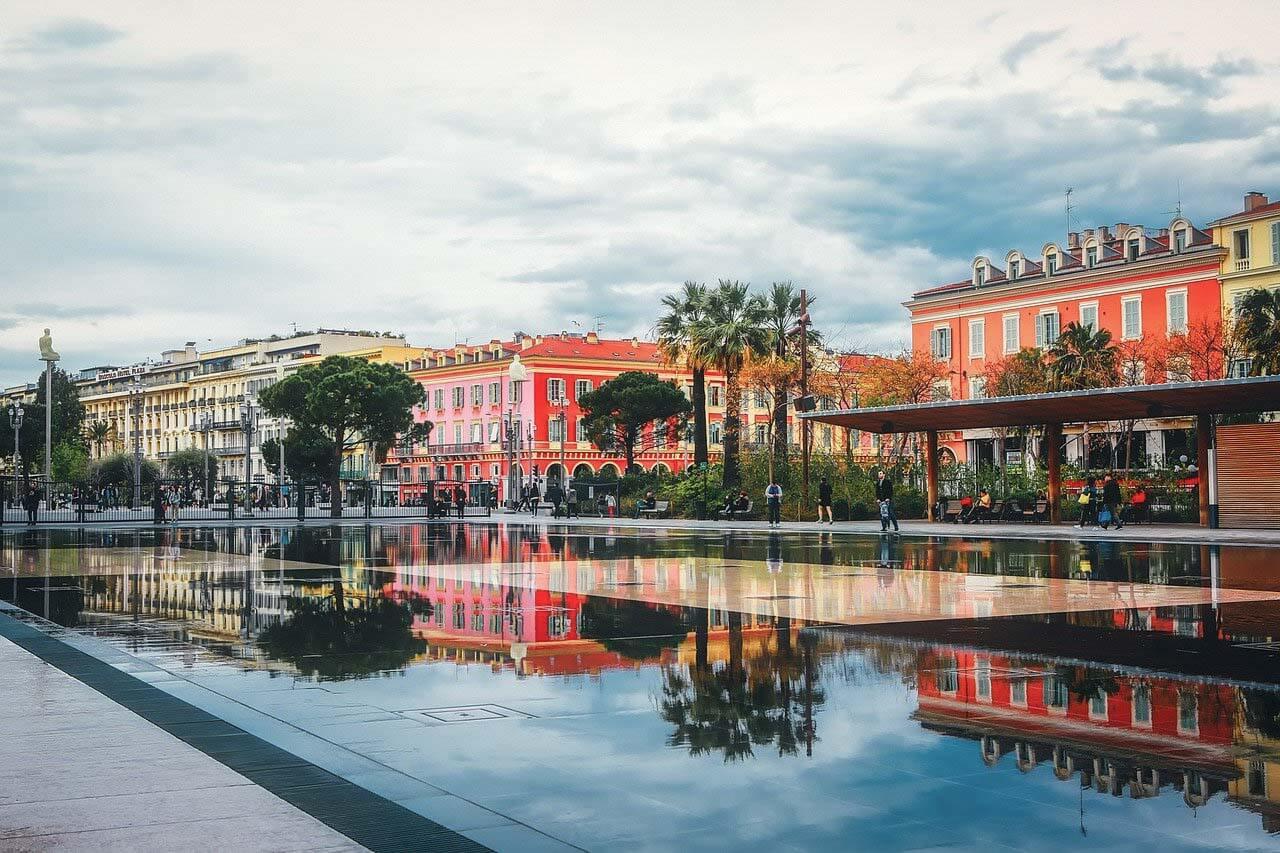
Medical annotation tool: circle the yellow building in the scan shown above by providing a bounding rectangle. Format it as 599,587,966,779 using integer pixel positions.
77,330,426,482
1210,190,1280,338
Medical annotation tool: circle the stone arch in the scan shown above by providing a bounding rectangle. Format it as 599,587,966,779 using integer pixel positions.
598,462,620,480
572,462,594,481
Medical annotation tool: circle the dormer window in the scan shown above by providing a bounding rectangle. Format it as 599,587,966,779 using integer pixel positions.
1046,252,1058,275
1126,238,1140,261
1174,229,1187,253
1009,259,1020,279
974,266,986,286
1085,245,1098,268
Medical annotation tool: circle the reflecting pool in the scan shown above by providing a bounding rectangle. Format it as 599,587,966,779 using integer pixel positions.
4,522,1280,850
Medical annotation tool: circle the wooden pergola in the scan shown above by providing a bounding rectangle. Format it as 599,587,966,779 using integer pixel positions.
801,375,1280,526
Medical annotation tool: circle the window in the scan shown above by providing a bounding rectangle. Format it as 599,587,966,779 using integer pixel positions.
1174,229,1187,253
968,319,985,359
653,419,666,448
1043,674,1068,710
968,376,986,399
975,659,991,701
488,421,501,443
974,265,985,286
453,424,462,445
452,602,465,630
451,386,464,408
1034,310,1059,347
1089,689,1108,720
1009,259,1020,279
488,381,500,404
935,657,959,693
548,416,564,442
1085,245,1098,267
1046,252,1057,275
1079,302,1098,333
507,379,522,402
1235,228,1251,260
468,383,481,405
1122,296,1142,339
547,378,565,402
709,421,722,444
932,379,952,401
1010,677,1027,707
930,326,952,359
1002,314,1019,354
1127,238,1140,261
433,389,444,410
418,466,430,483
1178,692,1199,735
470,422,482,443
575,379,592,399
575,418,588,442
708,385,722,406
1132,684,1152,726
1166,290,1187,335
1273,222,1280,266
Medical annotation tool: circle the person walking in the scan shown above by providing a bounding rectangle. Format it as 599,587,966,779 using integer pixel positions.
546,479,564,518
764,480,783,527
565,483,578,518
1100,472,1124,530
529,480,541,516
874,469,899,532
453,485,467,519
817,477,834,524
152,484,165,525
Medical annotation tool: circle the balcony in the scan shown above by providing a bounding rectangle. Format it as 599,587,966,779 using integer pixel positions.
1236,257,1251,272
430,442,486,457
212,445,248,456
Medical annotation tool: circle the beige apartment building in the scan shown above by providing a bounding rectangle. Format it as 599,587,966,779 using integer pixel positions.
78,330,425,482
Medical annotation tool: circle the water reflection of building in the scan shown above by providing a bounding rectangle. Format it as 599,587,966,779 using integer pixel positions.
909,643,1280,830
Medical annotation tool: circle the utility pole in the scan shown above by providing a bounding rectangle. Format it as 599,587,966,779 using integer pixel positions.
797,290,812,518
129,378,143,509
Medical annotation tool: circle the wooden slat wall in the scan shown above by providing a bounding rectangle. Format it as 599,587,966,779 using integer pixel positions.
1217,423,1280,529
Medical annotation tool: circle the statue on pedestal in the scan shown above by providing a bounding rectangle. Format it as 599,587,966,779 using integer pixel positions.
39,328,59,362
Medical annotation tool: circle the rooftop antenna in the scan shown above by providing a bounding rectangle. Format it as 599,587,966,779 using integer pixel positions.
1165,179,1184,219
1065,187,1076,237
593,316,606,335
290,322,298,335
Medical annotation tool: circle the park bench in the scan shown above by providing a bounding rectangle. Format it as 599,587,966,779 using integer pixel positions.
718,500,753,520
638,500,670,519
940,500,964,523
1021,500,1048,523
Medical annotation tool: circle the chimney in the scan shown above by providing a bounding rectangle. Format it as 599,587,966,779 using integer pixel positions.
585,331,599,344
1245,191,1269,212
1098,225,1112,242
1067,231,1080,249
521,335,534,350
1115,223,1129,238
631,337,640,348
1082,228,1094,241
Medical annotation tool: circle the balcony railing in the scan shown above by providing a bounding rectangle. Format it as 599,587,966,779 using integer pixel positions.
429,442,487,457
1236,257,1251,271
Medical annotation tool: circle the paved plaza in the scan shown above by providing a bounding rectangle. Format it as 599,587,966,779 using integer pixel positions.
5,520,1280,851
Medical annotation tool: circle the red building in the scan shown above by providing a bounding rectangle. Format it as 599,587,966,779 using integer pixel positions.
905,216,1225,465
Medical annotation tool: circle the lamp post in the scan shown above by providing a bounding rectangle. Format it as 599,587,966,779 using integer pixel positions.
240,396,257,516
199,411,213,506
9,403,23,504
506,355,527,509
40,347,59,487
556,396,568,487
792,290,812,517
128,378,144,509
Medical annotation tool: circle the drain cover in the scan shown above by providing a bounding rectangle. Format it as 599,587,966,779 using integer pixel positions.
400,704,533,724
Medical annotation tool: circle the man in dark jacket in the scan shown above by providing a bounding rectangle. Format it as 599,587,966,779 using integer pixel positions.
874,470,899,532
1100,473,1124,530
23,486,41,525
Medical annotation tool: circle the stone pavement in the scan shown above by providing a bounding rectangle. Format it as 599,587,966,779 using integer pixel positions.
0,634,367,853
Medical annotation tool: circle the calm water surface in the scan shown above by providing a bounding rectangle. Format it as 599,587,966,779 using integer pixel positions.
4,522,1280,851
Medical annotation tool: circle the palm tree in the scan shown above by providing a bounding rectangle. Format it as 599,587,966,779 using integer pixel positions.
761,282,809,481
1237,287,1280,375
657,281,710,467
84,420,115,458
691,280,769,489
1048,322,1117,391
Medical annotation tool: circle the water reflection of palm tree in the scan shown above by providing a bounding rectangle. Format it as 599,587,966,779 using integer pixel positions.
659,618,825,761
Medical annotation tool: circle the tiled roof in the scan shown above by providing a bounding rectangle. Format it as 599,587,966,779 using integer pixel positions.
519,338,663,363
911,279,973,298
1210,199,1280,225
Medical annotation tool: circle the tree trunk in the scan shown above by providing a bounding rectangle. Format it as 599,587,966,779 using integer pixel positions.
772,380,788,484
330,429,344,518
722,366,742,489
691,367,708,467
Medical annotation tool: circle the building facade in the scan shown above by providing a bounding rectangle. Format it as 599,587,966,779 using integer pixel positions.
906,215,1225,466
1210,190,1280,350
77,330,423,483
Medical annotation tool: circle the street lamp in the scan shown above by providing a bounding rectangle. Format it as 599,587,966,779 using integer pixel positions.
128,378,144,509
9,403,23,501
506,355,527,509
556,396,569,487
198,411,213,506
240,396,258,515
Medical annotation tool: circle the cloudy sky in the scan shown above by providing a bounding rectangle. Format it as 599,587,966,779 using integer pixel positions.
2,1,1278,386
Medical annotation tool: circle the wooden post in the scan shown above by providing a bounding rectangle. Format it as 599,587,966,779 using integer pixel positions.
926,430,939,521
1197,413,1211,527
1046,422,1062,525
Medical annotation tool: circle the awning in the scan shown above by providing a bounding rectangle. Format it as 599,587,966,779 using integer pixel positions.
800,375,1280,433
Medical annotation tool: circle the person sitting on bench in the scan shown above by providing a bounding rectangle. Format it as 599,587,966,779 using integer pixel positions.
635,491,657,518
723,490,750,519
955,494,974,523
965,489,992,523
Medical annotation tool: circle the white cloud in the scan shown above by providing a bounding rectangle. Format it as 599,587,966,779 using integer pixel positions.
1,1,1278,383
